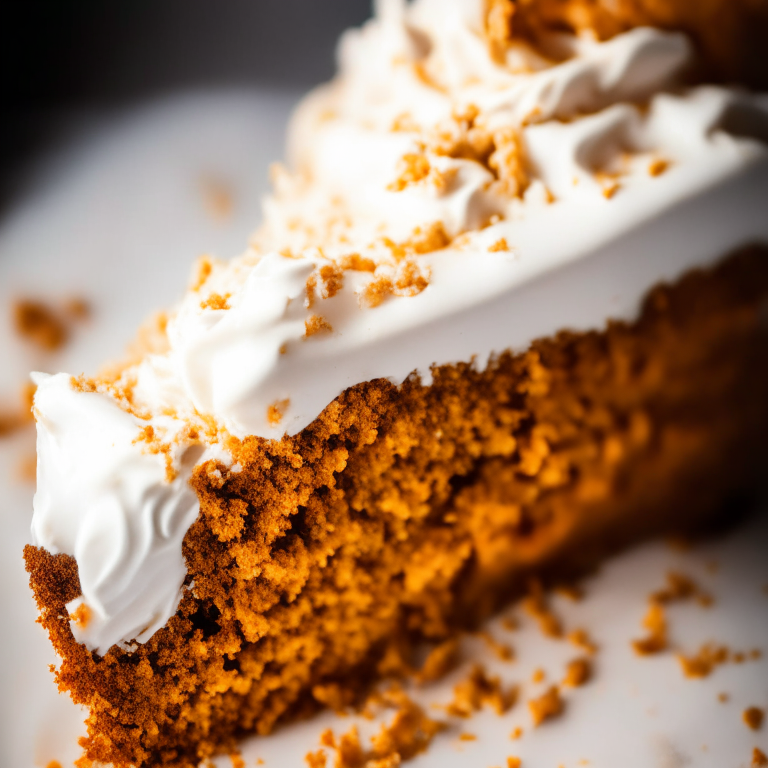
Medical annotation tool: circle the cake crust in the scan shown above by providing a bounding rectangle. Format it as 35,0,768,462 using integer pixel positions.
26,246,768,768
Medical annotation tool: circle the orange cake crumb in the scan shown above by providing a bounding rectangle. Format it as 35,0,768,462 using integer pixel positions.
416,639,460,684
507,758,522,768
388,153,432,192
46,762,63,768
753,747,768,767
562,658,591,688
459,732,476,741
568,629,597,655
531,668,545,684
510,726,523,740
229,753,246,768
718,693,730,703
744,707,765,731
555,584,583,602
502,616,519,632
266,399,290,427
447,664,517,717
489,238,510,252
338,253,376,273
361,276,395,308
70,603,92,630
632,603,668,655
13,299,68,351
648,158,670,177
522,579,562,638
476,630,515,662
200,293,231,311
528,686,564,727
651,571,711,605
677,643,729,678
16,452,37,483
305,749,327,768
304,315,334,338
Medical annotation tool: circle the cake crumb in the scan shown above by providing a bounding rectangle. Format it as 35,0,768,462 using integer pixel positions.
502,616,519,632
485,0,514,62
753,747,768,766
476,630,514,662
651,571,707,604
230,753,246,768
319,264,345,299
568,628,597,655
555,584,583,602
459,732,476,741
394,260,429,297
510,726,523,740
46,762,63,768
361,276,395,308
200,292,231,311
507,758,522,768
305,315,334,338
70,603,92,630
718,692,730,703
743,707,764,731
677,643,729,678
631,603,668,655
416,639,460,684
648,158,670,177
305,750,327,768
320,729,336,749
388,153,431,192
339,253,376,273
523,578,562,638
447,664,517,717
531,668,545,684
267,399,290,427
562,658,591,688
528,686,563,727
489,238,510,252
13,299,69,351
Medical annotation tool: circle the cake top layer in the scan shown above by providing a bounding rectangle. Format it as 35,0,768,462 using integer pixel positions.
31,0,768,655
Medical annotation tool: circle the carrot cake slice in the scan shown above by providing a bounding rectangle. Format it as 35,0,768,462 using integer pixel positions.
23,1,768,766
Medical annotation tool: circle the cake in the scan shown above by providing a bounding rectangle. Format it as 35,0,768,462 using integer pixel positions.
23,1,768,766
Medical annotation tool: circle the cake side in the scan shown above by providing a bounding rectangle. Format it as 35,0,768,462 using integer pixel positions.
26,245,768,768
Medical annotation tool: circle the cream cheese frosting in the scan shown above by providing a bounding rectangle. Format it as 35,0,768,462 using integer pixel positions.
31,0,768,655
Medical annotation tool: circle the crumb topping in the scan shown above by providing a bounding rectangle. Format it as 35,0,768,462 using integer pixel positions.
744,707,765,731
631,602,668,655
753,747,768,767
305,315,334,338
267,399,291,427
200,293,232,311
528,686,563,727
562,658,591,688
447,664,517,717
13,299,70,351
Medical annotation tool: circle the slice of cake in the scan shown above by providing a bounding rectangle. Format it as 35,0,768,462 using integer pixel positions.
24,1,768,766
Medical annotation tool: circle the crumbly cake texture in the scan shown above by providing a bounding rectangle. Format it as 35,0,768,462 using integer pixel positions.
509,0,768,86
25,245,768,768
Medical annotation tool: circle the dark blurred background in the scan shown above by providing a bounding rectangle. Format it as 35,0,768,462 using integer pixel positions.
0,0,371,201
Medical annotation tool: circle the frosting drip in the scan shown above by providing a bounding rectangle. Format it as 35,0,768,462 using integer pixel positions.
31,0,768,654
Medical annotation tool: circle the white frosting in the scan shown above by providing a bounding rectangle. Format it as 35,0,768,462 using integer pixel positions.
31,0,768,655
